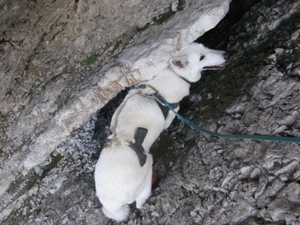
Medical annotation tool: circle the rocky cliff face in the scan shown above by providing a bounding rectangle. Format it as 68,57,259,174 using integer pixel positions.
1,0,300,224
0,0,229,196
0,0,174,191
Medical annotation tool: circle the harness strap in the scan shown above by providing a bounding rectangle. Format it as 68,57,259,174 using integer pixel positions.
136,84,180,119
155,97,179,119
128,127,148,166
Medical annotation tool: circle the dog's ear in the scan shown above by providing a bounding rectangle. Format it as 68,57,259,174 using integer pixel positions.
170,56,188,69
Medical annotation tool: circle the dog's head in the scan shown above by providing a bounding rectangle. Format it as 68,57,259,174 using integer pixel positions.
169,43,227,83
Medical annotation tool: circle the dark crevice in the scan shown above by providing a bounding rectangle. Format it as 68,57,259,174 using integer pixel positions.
196,0,263,50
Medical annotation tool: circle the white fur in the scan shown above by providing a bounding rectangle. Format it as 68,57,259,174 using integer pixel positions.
95,143,153,221
94,43,226,221
170,43,226,82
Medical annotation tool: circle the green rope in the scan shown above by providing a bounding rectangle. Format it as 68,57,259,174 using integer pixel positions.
163,102,300,143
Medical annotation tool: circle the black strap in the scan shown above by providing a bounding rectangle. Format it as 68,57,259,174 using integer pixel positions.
128,127,148,167
134,127,148,145
151,93,180,119
136,84,180,118
156,99,179,119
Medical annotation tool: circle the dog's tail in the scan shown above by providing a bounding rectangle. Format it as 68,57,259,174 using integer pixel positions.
102,204,130,222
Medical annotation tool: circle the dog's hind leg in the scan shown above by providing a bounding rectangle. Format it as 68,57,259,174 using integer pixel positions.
135,155,153,209
102,204,130,222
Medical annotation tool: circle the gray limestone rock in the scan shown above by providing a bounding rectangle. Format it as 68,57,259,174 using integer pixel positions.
0,0,230,198
1,0,300,224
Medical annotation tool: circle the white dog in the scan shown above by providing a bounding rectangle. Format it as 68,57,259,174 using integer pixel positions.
94,43,226,221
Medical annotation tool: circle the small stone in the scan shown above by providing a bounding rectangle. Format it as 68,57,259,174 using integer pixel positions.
250,168,261,179
240,166,253,177
33,166,44,176
275,48,284,54
151,211,160,217
291,30,299,40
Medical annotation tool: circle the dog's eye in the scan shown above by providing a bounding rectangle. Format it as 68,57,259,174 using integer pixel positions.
200,55,205,61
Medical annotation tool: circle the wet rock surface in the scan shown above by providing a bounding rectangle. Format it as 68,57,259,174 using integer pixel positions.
1,0,300,224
